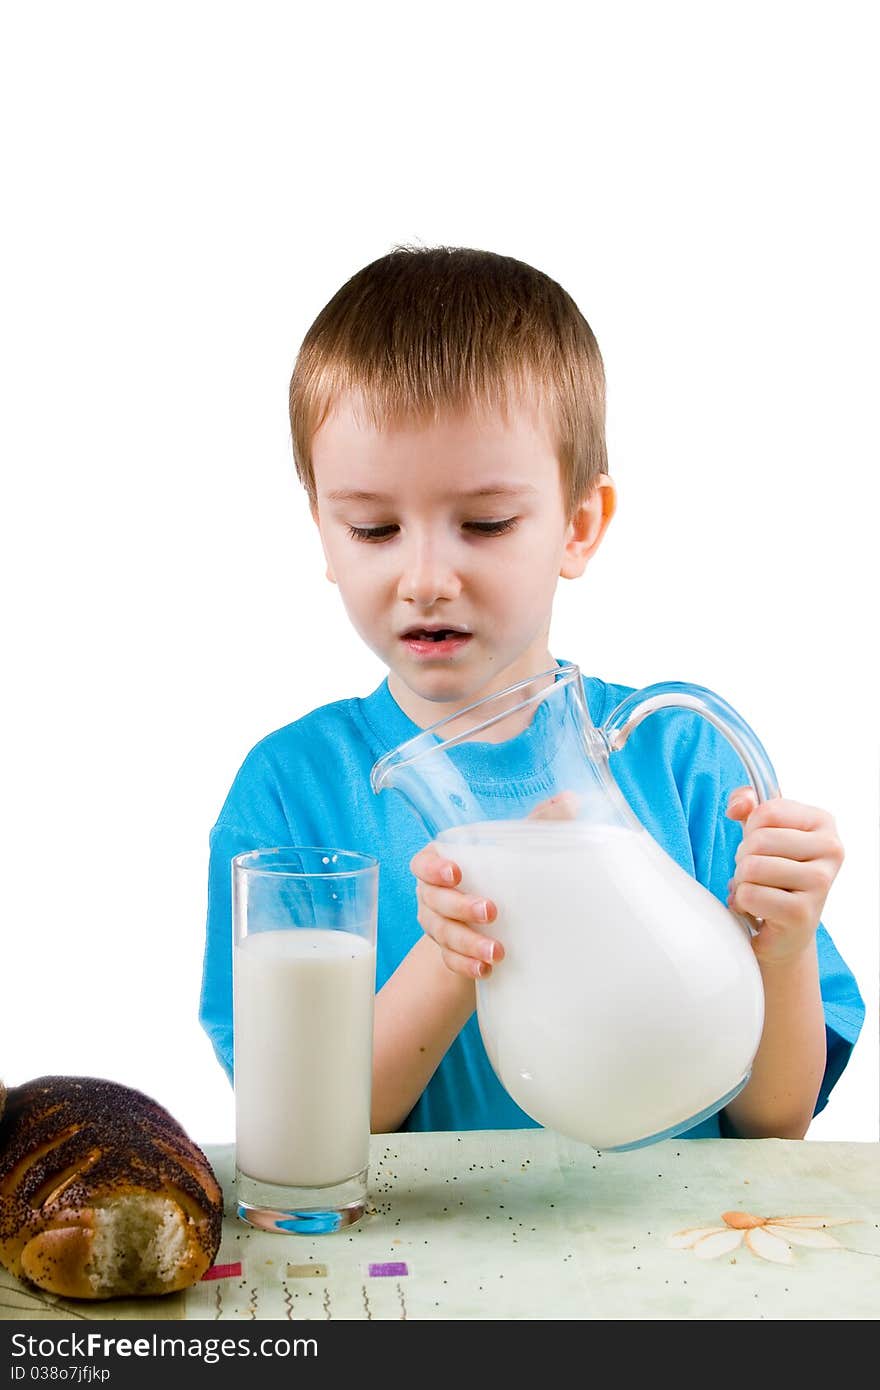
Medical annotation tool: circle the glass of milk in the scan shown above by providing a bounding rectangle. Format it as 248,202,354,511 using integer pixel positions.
232,846,378,1234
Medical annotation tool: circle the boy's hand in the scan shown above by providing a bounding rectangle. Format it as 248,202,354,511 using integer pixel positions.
408,795,579,978
725,788,844,965
409,846,503,980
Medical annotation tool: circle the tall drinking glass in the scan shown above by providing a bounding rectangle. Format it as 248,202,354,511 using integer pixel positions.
232,847,378,1234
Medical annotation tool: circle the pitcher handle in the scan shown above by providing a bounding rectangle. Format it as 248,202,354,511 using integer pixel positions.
600,681,780,805
599,682,780,934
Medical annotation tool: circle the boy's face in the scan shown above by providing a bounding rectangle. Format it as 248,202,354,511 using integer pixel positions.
311,396,614,726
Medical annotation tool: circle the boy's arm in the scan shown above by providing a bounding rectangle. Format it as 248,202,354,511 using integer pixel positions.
721,942,827,1138
371,845,504,1131
371,935,477,1133
720,789,841,1138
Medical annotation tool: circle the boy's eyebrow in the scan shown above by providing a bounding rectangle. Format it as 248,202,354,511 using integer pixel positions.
323,484,539,503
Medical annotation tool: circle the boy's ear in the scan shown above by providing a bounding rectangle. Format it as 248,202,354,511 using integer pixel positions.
310,500,337,585
559,475,616,579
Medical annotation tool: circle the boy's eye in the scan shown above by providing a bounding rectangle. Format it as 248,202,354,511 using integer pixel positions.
346,518,519,542
464,518,519,536
347,524,399,542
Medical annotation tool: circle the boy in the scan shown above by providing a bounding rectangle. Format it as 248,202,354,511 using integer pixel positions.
200,246,864,1138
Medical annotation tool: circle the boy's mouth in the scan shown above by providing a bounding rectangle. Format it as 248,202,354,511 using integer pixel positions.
399,626,473,658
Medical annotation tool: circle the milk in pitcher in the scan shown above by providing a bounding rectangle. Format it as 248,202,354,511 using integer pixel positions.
439,819,764,1150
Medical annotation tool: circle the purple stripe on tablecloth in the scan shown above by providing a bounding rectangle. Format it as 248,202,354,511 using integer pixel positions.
368,1261,409,1277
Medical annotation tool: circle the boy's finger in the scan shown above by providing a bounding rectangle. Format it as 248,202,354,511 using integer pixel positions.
410,846,460,885
420,882,497,928
420,905,502,964
528,791,580,821
731,855,819,892
734,827,829,864
726,786,758,820
738,798,832,832
441,946,492,980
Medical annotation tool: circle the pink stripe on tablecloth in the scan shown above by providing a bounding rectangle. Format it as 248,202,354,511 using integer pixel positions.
201,1262,242,1281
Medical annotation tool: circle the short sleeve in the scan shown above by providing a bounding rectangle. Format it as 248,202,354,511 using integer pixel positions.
198,746,299,1086
198,821,265,1085
812,926,866,1114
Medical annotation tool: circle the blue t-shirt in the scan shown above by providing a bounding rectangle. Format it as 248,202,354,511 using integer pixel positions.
199,667,865,1135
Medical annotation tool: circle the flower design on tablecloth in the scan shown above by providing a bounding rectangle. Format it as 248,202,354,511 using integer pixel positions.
667,1211,853,1264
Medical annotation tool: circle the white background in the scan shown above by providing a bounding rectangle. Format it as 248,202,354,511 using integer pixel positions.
2,2,877,1146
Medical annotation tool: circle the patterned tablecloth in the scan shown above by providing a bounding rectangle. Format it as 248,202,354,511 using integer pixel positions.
3,1132,879,1321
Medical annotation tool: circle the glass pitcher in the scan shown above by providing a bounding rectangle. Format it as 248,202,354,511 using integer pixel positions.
370,664,779,1152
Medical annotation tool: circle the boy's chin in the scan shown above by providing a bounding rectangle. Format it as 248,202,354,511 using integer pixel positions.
390,660,536,723
387,658,487,711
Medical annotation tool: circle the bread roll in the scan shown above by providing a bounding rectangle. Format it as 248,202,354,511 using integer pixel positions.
0,1076,223,1300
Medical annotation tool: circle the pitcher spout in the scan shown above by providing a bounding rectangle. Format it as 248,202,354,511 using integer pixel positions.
369,663,630,840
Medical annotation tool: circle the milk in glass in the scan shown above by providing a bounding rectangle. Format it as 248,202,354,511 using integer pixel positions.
234,928,376,1187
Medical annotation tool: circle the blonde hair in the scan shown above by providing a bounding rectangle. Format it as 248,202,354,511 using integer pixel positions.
289,246,607,517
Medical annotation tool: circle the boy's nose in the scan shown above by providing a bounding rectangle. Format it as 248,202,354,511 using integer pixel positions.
397,540,462,606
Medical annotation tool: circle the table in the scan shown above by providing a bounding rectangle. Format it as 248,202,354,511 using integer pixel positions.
2,1131,879,1321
